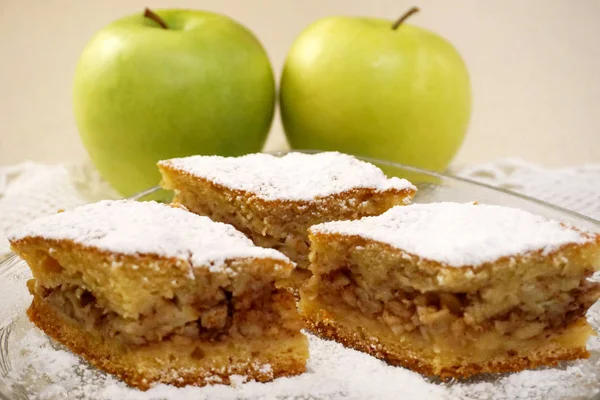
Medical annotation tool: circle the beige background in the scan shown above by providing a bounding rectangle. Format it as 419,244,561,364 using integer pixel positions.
1,0,599,168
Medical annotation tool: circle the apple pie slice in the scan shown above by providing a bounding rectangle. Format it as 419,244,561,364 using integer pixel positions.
157,151,416,288
9,200,308,390
300,202,600,378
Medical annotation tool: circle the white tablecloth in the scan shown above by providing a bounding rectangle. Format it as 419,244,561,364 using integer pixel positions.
1,159,599,257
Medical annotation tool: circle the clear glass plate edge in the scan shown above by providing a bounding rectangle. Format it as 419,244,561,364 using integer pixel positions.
1,150,600,399
133,150,600,229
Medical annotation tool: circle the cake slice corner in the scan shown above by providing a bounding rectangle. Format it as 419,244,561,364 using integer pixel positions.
9,200,308,389
300,202,600,378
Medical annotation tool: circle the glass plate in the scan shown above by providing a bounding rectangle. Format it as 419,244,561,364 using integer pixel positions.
1,152,599,400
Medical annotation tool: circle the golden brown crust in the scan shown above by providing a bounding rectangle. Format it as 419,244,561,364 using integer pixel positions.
28,296,308,391
304,309,590,380
302,224,599,380
10,234,293,281
11,236,293,319
159,161,415,279
158,162,417,207
15,226,308,390
309,229,600,272
307,230,600,293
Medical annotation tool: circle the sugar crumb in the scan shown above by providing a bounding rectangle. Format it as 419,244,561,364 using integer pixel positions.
229,375,247,388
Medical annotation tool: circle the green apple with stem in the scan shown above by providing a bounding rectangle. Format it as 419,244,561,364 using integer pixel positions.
280,7,471,171
74,8,275,197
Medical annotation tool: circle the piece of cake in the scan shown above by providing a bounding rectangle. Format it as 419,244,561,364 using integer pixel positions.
300,202,600,379
9,200,308,390
157,152,416,287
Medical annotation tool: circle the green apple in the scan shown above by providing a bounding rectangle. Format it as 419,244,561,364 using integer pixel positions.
74,9,275,197
280,8,471,171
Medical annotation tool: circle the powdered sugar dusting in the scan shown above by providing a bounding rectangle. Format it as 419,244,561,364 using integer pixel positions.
7,326,446,400
311,202,597,268
8,200,291,273
5,305,600,400
159,152,415,201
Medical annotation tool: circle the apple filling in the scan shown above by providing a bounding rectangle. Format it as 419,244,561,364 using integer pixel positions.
30,280,302,346
304,267,600,346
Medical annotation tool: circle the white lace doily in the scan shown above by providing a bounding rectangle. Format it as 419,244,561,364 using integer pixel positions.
0,162,119,256
458,159,600,221
1,159,599,258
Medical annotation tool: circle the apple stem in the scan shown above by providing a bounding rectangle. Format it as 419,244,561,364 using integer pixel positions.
144,8,168,29
392,7,420,30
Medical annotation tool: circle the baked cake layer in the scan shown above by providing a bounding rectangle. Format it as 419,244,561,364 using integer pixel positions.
9,200,308,389
158,152,416,274
301,298,591,378
29,296,307,390
158,152,415,202
302,202,600,378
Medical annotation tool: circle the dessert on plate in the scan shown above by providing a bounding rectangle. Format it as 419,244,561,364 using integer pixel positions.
157,151,416,287
9,200,307,390
300,202,600,378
